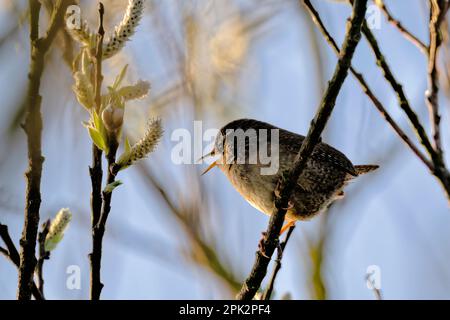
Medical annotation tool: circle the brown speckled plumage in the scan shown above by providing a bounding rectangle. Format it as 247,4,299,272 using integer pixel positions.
211,119,378,221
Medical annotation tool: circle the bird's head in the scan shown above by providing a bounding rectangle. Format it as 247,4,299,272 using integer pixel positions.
201,118,276,175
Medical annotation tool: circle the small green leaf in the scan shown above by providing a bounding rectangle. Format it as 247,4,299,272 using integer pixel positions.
92,110,102,130
124,137,132,154
92,110,109,150
104,180,123,194
88,127,107,152
113,64,129,89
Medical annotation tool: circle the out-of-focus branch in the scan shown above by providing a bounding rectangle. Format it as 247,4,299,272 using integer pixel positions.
89,2,105,301
18,0,74,300
302,0,434,172
262,226,295,300
426,0,447,159
236,0,367,300
0,224,43,300
375,0,428,54
137,163,242,294
309,232,326,300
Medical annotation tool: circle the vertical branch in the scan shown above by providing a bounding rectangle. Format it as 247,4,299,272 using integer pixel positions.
18,0,44,301
236,0,368,300
91,133,119,300
97,136,119,230
89,2,105,301
18,0,73,300
37,220,50,298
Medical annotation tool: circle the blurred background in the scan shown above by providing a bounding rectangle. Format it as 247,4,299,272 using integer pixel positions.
1,0,450,299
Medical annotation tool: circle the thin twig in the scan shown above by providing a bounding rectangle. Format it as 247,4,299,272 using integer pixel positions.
0,246,8,257
137,163,243,294
0,223,43,300
236,0,367,300
366,273,383,300
302,0,434,172
89,2,105,301
375,0,428,54
358,8,450,201
426,0,447,158
18,0,73,300
360,22,436,161
37,220,50,298
262,226,295,300
372,287,383,300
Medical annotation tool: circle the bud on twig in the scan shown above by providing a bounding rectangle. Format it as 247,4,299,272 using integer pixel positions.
102,105,124,132
44,208,72,252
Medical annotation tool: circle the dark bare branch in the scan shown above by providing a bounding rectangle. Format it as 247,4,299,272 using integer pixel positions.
236,0,368,300
1,223,43,300
302,0,434,172
18,0,74,300
89,2,105,301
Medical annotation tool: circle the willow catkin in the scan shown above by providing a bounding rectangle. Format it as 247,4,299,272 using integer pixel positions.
103,0,146,59
45,208,72,252
116,119,163,170
118,80,151,101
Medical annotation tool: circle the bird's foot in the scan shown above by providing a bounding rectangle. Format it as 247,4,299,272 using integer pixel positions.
280,220,296,235
282,200,295,210
274,182,282,199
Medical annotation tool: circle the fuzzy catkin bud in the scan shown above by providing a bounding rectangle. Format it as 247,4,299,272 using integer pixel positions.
45,208,72,252
116,119,163,170
68,19,92,45
102,106,124,132
73,71,95,110
118,80,150,101
103,0,145,59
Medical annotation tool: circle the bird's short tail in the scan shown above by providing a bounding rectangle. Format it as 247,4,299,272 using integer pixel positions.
354,165,379,175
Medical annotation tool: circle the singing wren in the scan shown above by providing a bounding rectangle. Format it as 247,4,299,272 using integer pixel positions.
202,119,378,233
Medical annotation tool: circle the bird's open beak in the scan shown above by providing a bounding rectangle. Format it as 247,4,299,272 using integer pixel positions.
201,160,217,176
199,150,217,176
197,150,214,163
